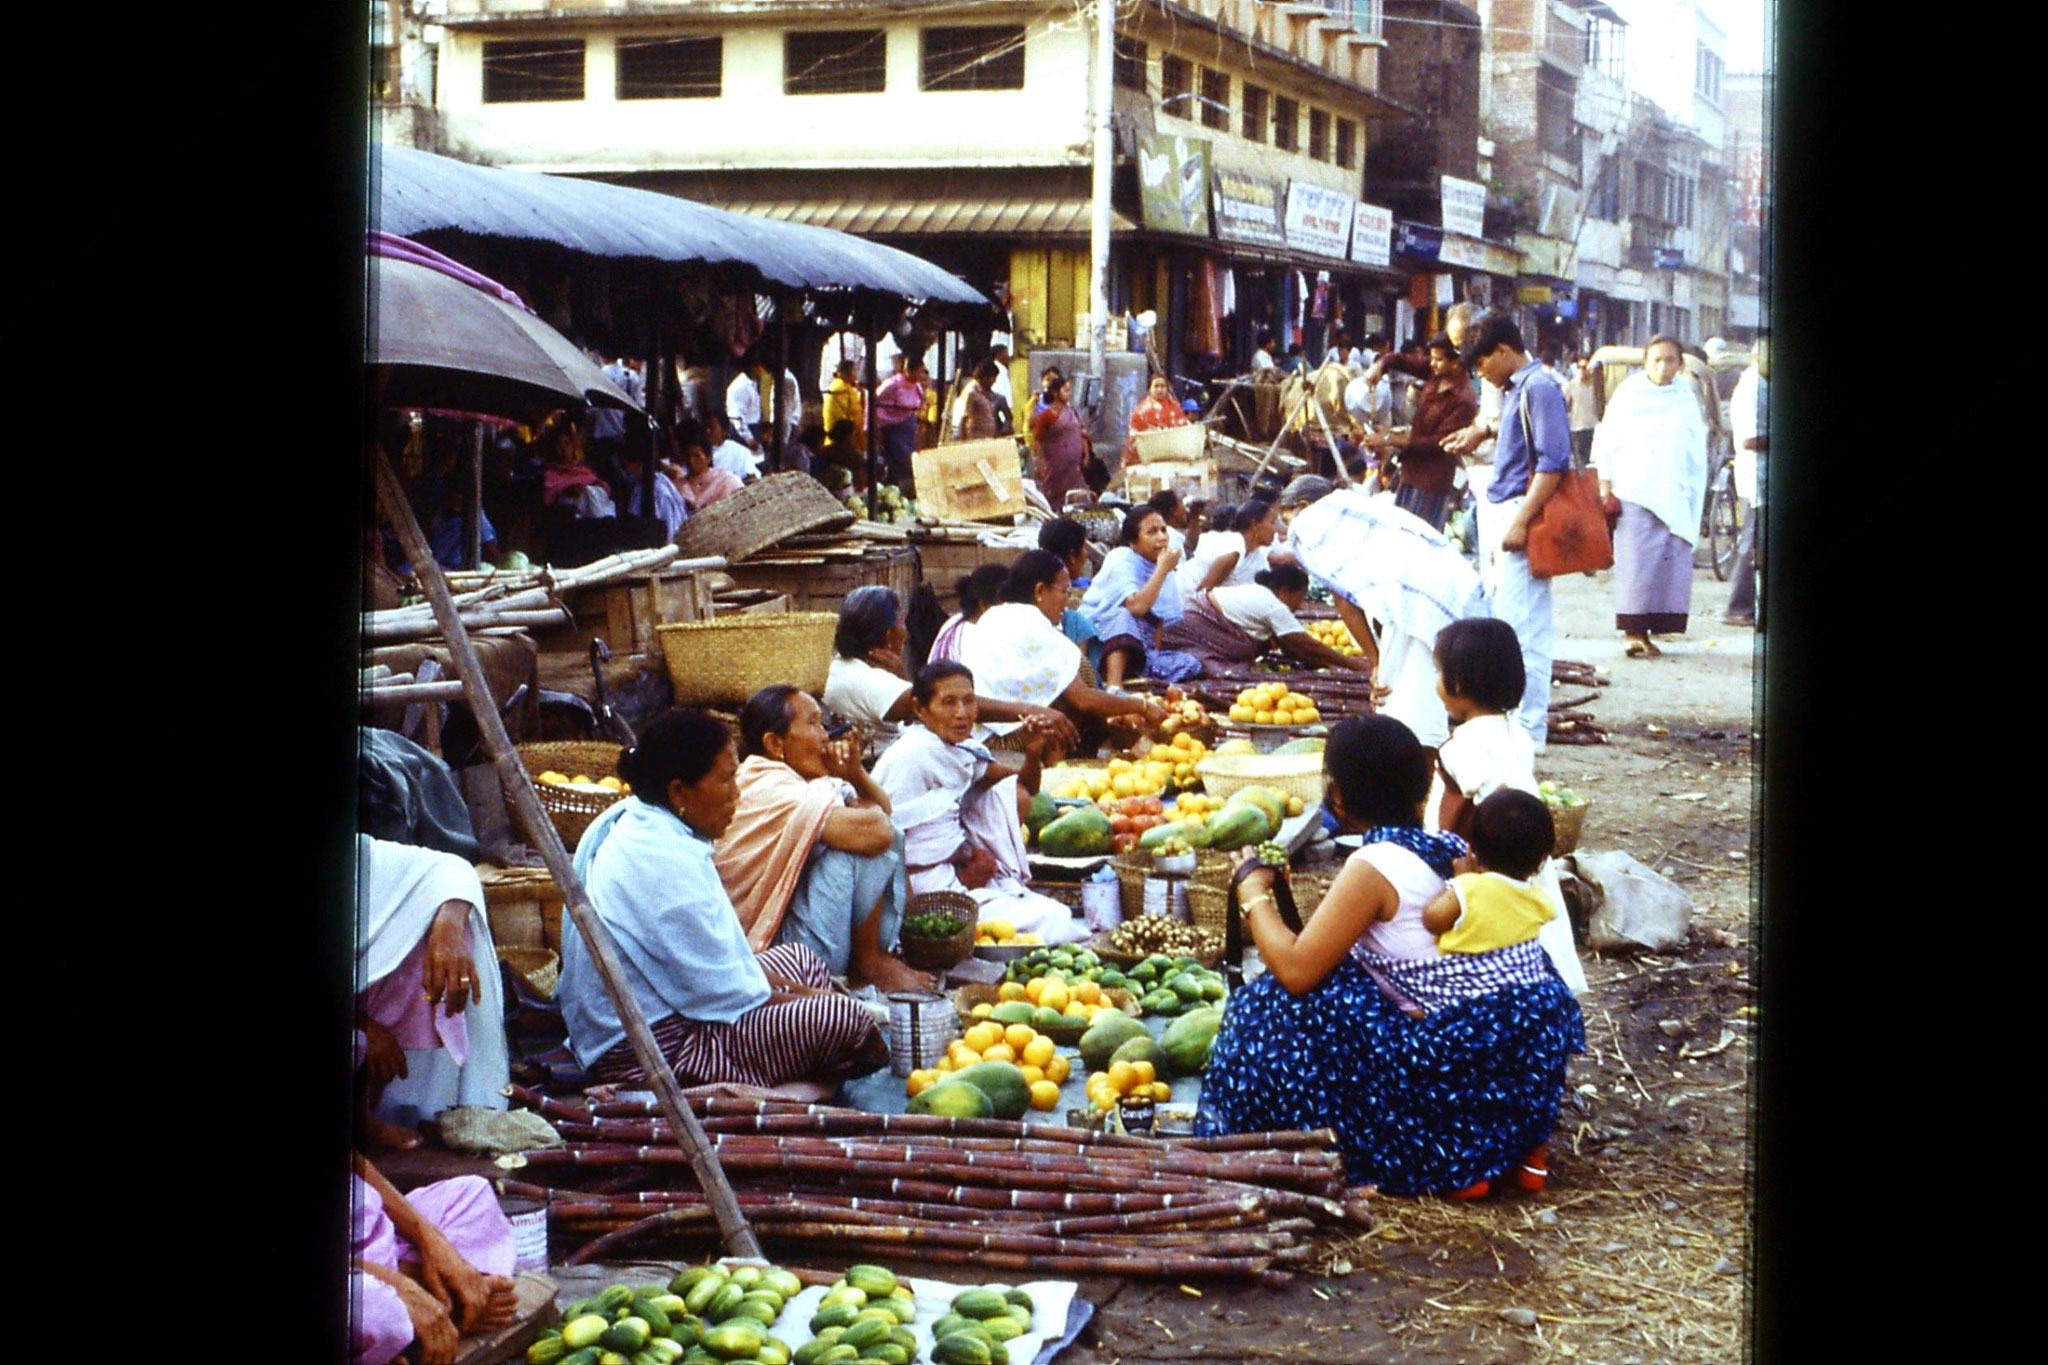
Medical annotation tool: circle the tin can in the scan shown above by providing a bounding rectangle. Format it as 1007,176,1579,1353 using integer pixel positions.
498,1194,549,1271
886,989,958,1077
1117,1093,1156,1137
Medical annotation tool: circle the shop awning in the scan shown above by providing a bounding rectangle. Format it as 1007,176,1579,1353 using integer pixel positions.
374,145,988,306
710,193,1137,239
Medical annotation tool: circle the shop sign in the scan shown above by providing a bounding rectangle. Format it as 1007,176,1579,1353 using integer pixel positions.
1484,241,1522,277
1393,220,1442,262
1515,232,1578,281
1440,174,1487,239
1211,168,1288,248
1516,285,1554,305
1740,145,1766,229
1137,132,1213,238
1438,234,1489,271
1653,247,1685,270
1284,182,1355,259
1351,202,1393,267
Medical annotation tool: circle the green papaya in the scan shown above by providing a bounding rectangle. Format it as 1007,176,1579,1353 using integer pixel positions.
907,1080,994,1119
1037,806,1114,856
1025,791,1059,836
948,1060,1032,1120
1203,801,1270,851
1160,1005,1224,1074
1229,787,1288,837
1109,1035,1170,1074
1136,819,1200,851
1080,1012,1151,1071
990,1000,1036,1024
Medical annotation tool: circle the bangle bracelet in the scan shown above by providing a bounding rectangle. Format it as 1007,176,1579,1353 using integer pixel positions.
1243,895,1275,914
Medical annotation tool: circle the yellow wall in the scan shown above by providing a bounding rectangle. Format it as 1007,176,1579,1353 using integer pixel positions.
1007,248,1092,350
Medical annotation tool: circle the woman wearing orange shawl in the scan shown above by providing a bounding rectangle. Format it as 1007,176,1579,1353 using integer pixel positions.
713,686,930,993
1122,373,1190,468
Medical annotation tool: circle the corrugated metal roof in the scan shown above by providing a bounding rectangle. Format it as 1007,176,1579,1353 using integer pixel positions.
713,193,1137,240
374,146,988,306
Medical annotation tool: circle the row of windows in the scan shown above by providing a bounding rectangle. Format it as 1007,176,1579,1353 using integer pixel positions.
480,26,1025,103
1694,43,1724,106
1135,41,1358,169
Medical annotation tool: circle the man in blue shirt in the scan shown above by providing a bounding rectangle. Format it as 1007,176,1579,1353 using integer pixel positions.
1460,313,1571,746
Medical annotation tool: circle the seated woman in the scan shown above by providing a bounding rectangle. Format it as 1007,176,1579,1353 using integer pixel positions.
351,1151,519,1365
354,835,509,1149
960,549,1167,746
1121,373,1189,467
1194,715,1584,1196
1175,497,1280,598
823,585,916,752
928,563,1012,665
872,662,1089,945
1035,518,1104,676
559,710,889,1088
672,436,745,512
714,687,929,993
1079,505,1201,688
1160,562,1377,678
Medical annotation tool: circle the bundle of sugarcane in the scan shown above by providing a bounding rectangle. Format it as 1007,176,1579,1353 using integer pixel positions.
502,1086,1367,1285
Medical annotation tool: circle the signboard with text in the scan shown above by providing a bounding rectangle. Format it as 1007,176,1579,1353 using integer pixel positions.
1653,247,1685,270
1440,175,1487,239
1351,202,1393,267
1393,220,1442,262
1137,132,1213,238
1284,181,1355,259
1211,168,1288,248
1437,234,1490,271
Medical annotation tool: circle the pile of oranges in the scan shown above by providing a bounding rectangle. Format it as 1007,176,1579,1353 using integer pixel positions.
1226,682,1322,727
904,1020,1070,1111
1084,1059,1172,1113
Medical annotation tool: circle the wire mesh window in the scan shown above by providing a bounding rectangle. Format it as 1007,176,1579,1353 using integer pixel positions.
617,35,722,100
1199,68,1230,130
1241,83,1268,143
785,29,887,95
1308,108,1330,161
482,39,585,103
1113,35,1148,93
921,26,1025,91
1161,55,1191,115
1273,96,1299,152
1335,116,1357,169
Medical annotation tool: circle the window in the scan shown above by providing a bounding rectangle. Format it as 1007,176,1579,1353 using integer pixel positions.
1199,67,1230,130
1634,161,1663,218
1113,35,1147,93
482,39,584,103
921,26,1025,91
1241,83,1268,142
1308,108,1330,161
1585,16,1625,81
1537,67,1578,162
1666,172,1696,228
1695,44,1723,104
1591,158,1620,219
1273,95,1299,152
1161,54,1191,115
785,30,887,95
617,36,722,100
1335,116,1357,169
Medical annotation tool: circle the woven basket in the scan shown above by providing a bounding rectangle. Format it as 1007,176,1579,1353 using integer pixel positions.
1550,799,1588,856
899,891,979,973
516,741,628,849
671,471,857,564
657,612,838,705
1184,881,1232,941
1194,752,1325,806
497,946,561,999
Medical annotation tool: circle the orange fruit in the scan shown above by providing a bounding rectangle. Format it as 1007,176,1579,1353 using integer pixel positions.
905,1069,938,1098
1046,1054,1071,1084
1028,1080,1061,1111
1131,1060,1156,1086
1022,1035,1057,1068
1004,1023,1038,1052
1107,1060,1137,1093
962,1022,1002,1052
997,981,1027,1003
1019,1063,1047,1085
1024,978,1047,1005
1075,980,1103,1006
980,1043,1018,1064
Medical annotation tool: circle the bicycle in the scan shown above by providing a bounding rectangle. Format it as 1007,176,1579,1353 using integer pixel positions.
1700,453,1743,582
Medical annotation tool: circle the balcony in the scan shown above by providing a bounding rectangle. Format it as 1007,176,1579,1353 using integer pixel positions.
1543,1,1587,76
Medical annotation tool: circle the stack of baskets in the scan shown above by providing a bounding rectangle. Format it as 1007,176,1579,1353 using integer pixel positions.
670,471,857,565
657,612,837,706
898,891,980,973
1114,849,1233,921
516,741,627,849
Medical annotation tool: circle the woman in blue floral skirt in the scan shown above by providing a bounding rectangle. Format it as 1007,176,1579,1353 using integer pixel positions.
1194,715,1584,1197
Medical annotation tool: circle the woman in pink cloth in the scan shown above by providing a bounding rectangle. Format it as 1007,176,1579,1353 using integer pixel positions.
351,1152,518,1365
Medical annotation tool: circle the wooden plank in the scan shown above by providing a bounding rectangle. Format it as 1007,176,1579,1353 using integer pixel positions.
1047,248,1077,347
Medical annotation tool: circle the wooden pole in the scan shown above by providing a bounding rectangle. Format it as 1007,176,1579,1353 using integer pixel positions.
863,298,879,522
367,441,762,1261
771,304,789,475
467,423,485,569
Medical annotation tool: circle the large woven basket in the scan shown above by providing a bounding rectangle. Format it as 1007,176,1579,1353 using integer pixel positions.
516,741,627,849
1550,799,1588,856
899,891,980,973
671,472,857,564
1186,868,1336,944
1194,752,1325,806
657,612,837,705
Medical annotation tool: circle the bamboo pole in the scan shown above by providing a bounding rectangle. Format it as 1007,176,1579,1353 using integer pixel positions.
368,442,762,1261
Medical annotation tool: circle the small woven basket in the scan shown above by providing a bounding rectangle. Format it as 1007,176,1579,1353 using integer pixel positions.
497,946,561,1000
670,471,857,564
1194,752,1325,806
1184,881,1232,941
1549,800,1588,856
899,891,979,973
516,741,628,849
657,612,838,705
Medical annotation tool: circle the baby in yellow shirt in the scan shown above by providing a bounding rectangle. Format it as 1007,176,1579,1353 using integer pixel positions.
1422,789,1559,954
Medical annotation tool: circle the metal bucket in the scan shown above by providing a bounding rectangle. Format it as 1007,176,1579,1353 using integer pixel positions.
1082,876,1123,932
1141,873,1190,922
498,1193,549,1272
886,990,959,1077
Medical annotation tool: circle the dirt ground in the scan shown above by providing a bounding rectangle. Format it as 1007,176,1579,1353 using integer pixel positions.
1046,561,1761,1365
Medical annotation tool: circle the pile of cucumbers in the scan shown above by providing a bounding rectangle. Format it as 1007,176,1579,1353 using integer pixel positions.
796,1264,922,1364
928,1285,1037,1365
529,1263,803,1365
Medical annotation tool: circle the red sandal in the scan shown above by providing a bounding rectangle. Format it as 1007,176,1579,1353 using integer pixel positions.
1508,1144,1549,1193
1452,1178,1492,1200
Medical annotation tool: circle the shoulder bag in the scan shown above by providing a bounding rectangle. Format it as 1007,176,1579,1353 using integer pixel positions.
1517,387,1614,579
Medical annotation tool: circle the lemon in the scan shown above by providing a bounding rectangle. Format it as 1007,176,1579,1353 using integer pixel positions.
981,1042,1018,1064
905,1069,938,1098
998,981,1027,1003
1028,1080,1061,1112
1022,1035,1057,1068
962,1022,1003,1052
1046,1054,1071,1084
1004,1023,1037,1052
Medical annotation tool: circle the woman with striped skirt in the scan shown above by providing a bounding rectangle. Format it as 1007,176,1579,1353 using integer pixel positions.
557,710,887,1091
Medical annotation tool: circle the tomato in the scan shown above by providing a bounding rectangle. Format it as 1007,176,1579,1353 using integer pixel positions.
1111,833,1138,853
1143,798,1163,815
1111,815,1135,835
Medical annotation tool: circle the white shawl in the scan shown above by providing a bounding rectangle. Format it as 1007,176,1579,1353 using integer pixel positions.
957,602,1082,738
1589,372,1709,546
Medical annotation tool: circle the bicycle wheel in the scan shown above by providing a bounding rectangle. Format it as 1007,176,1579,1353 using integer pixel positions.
1707,465,1742,581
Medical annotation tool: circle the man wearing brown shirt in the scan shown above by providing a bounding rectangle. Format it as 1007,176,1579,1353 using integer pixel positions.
1359,333,1477,530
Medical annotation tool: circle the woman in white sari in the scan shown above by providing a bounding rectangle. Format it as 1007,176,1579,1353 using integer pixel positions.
872,662,1089,944
1589,336,1710,658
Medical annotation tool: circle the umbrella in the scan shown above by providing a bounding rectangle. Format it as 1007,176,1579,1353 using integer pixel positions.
366,234,640,422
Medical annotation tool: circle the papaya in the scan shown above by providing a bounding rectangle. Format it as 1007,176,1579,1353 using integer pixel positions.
1160,1006,1224,1075
1136,819,1200,851
1079,1012,1151,1071
990,1001,1036,1025
908,1080,995,1118
1025,791,1059,836
1203,802,1270,851
1037,806,1114,857
1233,787,1289,836
1109,1035,1170,1073
948,1060,1032,1120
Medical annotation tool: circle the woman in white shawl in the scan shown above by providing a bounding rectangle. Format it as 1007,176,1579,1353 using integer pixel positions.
1283,484,1489,750
872,662,1090,944
354,835,508,1148
1590,337,1710,658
